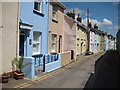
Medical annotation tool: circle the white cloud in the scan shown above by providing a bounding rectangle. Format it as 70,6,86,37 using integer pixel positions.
101,19,112,26
82,18,112,27
108,25,120,30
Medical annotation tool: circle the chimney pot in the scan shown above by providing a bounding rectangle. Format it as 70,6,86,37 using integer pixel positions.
77,13,82,23
66,9,75,19
94,24,98,29
88,22,92,28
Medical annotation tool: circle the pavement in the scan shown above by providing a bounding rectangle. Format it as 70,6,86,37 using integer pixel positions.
1,51,105,89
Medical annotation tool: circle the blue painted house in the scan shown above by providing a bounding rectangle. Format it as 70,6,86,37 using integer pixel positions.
19,0,49,57
94,32,98,53
19,0,49,78
19,0,63,78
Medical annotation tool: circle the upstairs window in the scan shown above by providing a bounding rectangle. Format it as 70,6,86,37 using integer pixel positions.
34,0,43,13
52,5,57,20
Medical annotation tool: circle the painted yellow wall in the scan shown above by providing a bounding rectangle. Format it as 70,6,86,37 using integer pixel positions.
1,2,19,73
100,35,104,51
48,3,64,54
76,25,87,59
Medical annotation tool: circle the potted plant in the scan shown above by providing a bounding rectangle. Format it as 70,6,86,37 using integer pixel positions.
12,56,30,80
0,73,10,83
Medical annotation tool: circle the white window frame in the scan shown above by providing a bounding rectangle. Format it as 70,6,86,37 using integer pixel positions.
33,32,41,55
51,34,57,53
34,0,43,13
52,4,57,20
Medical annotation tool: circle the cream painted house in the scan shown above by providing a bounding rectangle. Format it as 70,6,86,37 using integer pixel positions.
76,21,87,58
48,2,66,54
98,33,101,52
0,1,2,74
0,1,19,74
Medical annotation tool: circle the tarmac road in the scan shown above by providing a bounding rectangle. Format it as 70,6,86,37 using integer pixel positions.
2,52,105,89
20,52,104,88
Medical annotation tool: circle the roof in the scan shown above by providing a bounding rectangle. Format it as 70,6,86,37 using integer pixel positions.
50,1,66,10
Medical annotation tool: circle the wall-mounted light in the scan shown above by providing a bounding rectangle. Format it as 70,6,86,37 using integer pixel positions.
29,39,32,45
0,26,3,29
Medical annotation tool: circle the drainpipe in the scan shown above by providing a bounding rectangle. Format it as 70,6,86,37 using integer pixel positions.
16,0,20,58
47,1,50,54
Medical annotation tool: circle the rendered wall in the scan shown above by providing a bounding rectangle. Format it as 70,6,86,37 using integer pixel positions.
94,33,98,53
61,51,71,66
76,25,87,57
20,0,49,56
89,31,95,53
0,1,2,74
2,2,19,73
98,34,101,51
48,3,64,54
62,14,76,52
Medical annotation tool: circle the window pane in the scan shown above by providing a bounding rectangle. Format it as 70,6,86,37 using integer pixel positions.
51,35,56,52
52,12,56,20
33,32,41,54
34,0,42,12
52,5,57,20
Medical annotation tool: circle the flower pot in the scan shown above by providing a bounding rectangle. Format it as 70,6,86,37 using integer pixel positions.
1,75,10,83
13,71,25,80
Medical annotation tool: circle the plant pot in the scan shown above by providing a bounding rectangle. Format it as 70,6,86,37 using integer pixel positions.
1,75,10,83
13,71,26,80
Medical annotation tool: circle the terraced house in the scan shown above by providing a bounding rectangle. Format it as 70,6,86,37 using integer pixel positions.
20,0,49,57
103,32,109,51
0,1,2,74
76,14,87,58
0,1,19,74
62,12,76,66
48,2,66,54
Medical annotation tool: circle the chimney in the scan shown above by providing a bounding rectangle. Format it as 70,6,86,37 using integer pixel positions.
77,13,82,23
94,24,98,29
88,22,92,28
66,9,75,19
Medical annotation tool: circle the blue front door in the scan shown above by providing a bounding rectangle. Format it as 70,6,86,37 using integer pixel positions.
19,31,25,56
19,34,25,56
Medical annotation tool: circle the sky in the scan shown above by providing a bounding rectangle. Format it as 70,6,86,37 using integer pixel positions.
61,2,119,36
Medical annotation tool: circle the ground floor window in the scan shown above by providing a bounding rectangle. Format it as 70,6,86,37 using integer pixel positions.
33,32,41,55
51,34,57,53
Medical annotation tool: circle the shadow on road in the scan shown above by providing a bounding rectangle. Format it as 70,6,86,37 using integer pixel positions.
84,50,120,88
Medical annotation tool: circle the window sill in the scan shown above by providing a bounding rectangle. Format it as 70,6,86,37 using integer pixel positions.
33,10,44,17
32,52,40,55
52,19,58,23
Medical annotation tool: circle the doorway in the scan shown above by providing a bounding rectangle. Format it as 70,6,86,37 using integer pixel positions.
81,42,83,54
58,35,62,53
19,31,27,56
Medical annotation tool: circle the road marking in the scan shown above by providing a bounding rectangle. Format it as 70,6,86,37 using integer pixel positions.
12,52,104,88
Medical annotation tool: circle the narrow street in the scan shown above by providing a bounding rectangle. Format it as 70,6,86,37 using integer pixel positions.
2,52,104,88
